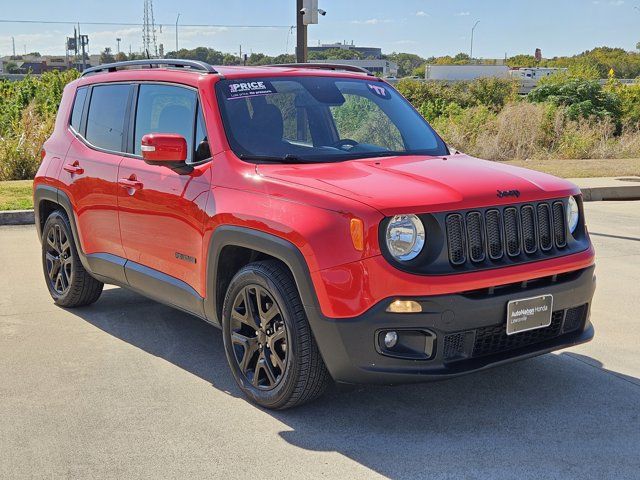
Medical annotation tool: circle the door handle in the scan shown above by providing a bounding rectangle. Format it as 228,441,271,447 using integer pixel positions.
63,162,84,175
118,176,144,191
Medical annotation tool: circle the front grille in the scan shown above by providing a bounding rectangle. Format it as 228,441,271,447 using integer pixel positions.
445,200,569,268
443,305,588,362
473,311,564,358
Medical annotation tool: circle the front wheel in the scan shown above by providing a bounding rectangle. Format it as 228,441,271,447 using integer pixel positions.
41,210,104,307
221,260,330,409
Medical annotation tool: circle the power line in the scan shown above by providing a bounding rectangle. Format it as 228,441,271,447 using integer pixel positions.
0,19,294,29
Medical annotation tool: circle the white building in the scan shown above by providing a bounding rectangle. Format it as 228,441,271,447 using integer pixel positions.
425,65,510,81
315,59,398,78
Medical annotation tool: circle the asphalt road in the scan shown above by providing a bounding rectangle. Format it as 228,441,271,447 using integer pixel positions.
1,202,639,480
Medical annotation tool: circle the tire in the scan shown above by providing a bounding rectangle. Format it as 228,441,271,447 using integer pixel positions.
221,260,331,409
41,210,104,308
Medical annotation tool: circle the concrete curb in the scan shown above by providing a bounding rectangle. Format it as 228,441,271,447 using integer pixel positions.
580,185,640,202
569,176,640,202
0,210,35,225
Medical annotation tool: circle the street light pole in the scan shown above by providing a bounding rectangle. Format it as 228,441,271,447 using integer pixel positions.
175,13,181,52
470,20,480,62
116,37,121,53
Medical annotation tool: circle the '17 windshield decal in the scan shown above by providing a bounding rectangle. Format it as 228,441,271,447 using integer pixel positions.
367,83,390,99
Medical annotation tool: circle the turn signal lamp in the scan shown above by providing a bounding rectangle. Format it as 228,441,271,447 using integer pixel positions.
350,218,364,251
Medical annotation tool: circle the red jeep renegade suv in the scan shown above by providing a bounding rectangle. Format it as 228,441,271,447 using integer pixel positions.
34,60,596,409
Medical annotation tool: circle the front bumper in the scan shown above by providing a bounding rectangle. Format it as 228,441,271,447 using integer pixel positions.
308,265,596,384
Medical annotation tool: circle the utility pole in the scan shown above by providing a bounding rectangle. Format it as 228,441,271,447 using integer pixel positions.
175,13,180,52
470,20,480,62
296,0,307,63
11,36,16,57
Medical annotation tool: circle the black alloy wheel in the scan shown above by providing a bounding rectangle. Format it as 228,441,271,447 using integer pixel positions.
230,285,288,390
44,223,73,296
222,260,330,409
41,210,104,307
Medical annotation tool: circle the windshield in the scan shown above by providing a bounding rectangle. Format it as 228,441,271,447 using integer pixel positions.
215,76,448,163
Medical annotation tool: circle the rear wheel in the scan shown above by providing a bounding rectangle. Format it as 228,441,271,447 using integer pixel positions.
222,260,330,409
41,210,103,307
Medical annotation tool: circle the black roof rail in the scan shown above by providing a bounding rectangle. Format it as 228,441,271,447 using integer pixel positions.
81,59,220,77
264,63,374,76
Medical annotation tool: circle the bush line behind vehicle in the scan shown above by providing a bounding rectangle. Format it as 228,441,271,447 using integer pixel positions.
33,60,596,409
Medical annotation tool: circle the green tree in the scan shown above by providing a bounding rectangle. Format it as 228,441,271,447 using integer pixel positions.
99,47,115,64
4,62,20,73
385,52,426,78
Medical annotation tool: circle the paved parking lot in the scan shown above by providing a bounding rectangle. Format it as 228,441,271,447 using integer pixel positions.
1,202,639,480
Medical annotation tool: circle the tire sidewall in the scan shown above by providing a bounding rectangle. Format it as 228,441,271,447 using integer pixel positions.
222,266,301,409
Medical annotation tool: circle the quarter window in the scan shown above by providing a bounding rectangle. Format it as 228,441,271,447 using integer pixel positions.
134,84,197,162
85,84,131,152
194,104,211,162
70,87,87,132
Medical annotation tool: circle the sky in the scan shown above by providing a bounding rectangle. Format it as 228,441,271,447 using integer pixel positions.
0,0,639,60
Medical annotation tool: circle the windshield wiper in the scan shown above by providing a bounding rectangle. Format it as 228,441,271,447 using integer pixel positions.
238,154,314,164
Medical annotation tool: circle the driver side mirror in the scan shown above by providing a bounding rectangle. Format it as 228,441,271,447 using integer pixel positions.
141,133,192,173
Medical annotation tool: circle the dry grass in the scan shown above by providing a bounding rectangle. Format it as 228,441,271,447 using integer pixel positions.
0,180,33,210
503,158,640,178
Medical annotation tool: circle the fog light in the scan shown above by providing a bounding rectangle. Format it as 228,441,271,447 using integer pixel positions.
384,331,399,348
386,300,422,313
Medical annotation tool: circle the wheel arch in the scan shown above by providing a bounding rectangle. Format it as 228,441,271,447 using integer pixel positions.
34,184,93,274
205,226,320,327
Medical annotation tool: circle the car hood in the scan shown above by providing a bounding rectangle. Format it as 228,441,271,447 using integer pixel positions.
256,153,580,215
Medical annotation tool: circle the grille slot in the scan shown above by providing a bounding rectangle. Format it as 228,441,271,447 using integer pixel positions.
446,214,466,265
485,209,503,260
503,207,521,257
537,203,553,251
521,205,537,254
553,202,567,248
466,212,485,263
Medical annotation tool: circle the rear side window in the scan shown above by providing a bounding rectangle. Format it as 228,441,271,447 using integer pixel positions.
85,84,131,152
70,87,87,132
134,84,197,162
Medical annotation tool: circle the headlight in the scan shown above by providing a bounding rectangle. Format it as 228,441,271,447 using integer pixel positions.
567,196,580,234
385,215,425,261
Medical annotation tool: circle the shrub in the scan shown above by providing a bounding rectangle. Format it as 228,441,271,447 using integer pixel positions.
0,70,78,180
528,77,621,122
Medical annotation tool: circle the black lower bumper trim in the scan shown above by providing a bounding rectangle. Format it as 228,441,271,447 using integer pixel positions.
307,265,596,384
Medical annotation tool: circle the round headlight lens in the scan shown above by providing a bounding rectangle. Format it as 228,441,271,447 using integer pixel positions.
567,196,580,234
385,215,426,261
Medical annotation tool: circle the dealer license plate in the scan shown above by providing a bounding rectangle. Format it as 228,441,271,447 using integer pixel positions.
506,295,554,336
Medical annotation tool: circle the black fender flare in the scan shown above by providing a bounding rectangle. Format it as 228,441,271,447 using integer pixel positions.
34,185,89,271
204,225,321,326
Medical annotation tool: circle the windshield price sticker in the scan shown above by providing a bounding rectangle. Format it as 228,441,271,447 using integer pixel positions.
367,83,390,99
226,81,277,100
